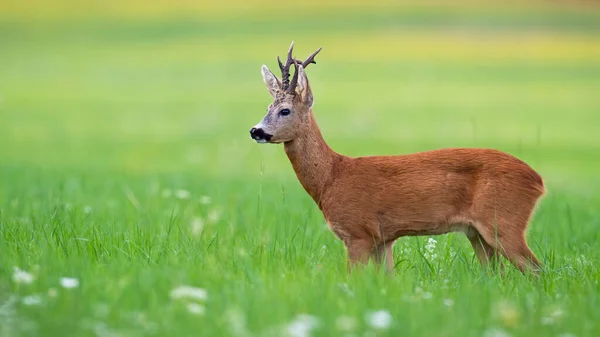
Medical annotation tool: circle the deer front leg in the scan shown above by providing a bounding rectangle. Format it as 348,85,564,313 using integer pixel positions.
346,239,374,272
372,241,395,273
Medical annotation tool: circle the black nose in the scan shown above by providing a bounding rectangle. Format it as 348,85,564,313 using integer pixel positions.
249,127,272,141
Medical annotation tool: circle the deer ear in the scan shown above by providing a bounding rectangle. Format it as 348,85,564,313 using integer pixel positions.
261,65,281,98
296,65,313,107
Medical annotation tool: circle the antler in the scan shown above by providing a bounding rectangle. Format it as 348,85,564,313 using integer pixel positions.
277,42,322,94
278,42,295,91
298,46,323,68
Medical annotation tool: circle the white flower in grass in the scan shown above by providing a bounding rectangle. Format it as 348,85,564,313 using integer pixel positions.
207,209,221,223
426,237,437,247
186,303,206,315
444,298,454,307
226,308,250,337
483,328,511,337
60,277,79,289
13,267,34,284
365,310,392,330
175,189,191,200
170,285,208,301
190,217,205,237
22,295,42,306
199,196,212,205
424,237,438,260
335,315,358,332
541,307,564,326
414,287,432,300
286,314,319,337
338,283,355,298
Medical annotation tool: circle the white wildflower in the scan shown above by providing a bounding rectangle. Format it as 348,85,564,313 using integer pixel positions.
170,285,208,301
226,308,250,337
365,310,392,330
60,277,79,289
335,315,358,332
424,237,438,260
338,283,355,297
186,303,206,315
444,298,455,307
541,307,564,326
286,314,319,337
415,287,431,300
12,267,34,285
207,209,221,223
483,328,511,337
22,295,42,306
175,189,191,200
190,217,205,237
199,196,212,205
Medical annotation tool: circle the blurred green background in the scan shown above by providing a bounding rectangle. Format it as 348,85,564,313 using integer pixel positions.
1,0,599,184
1,1,600,336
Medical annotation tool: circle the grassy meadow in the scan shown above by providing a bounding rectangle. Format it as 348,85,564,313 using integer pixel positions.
1,1,600,336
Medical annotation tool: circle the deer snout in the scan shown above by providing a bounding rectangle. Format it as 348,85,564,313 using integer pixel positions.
249,127,272,143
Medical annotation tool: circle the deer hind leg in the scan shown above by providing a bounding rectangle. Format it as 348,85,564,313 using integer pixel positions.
473,218,542,275
372,241,395,273
467,229,504,271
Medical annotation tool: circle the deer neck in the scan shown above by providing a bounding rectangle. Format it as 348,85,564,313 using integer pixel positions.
284,111,340,207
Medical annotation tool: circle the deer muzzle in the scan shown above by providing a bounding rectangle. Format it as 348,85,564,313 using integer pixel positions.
249,127,272,143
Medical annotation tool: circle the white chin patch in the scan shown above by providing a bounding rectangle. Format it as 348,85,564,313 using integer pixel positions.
255,139,268,144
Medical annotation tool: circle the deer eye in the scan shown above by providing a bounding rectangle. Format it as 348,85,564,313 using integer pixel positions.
279,108,291,116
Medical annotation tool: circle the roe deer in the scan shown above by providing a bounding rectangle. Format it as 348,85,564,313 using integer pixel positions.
249,42,545,274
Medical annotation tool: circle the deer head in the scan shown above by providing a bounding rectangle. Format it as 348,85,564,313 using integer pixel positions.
250,42,322,143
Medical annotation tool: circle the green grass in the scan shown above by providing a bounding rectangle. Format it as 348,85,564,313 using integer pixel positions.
1,1,600,336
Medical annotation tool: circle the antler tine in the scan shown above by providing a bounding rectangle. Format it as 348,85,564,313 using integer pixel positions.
278,43,322,94
300,46,322,68
287,59,300,94
279,41,295,90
